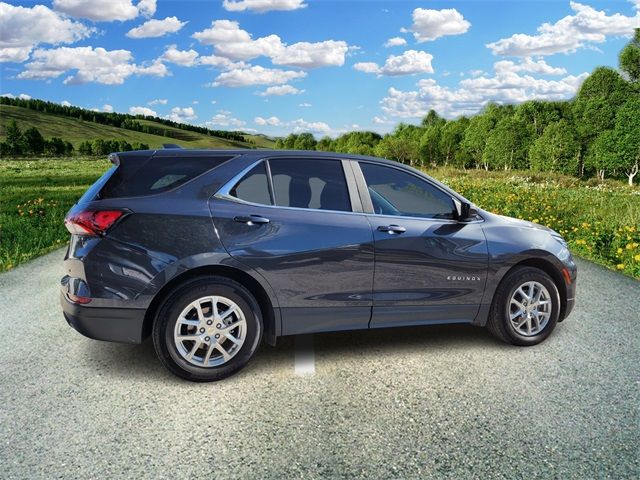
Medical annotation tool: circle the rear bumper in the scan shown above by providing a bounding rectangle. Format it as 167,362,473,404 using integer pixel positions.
60,291,146,344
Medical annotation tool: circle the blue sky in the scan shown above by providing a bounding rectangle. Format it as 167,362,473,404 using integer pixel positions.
1,0,639,137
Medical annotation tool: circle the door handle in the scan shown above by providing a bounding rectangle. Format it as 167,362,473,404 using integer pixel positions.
234,215,270,225
377,224,406,234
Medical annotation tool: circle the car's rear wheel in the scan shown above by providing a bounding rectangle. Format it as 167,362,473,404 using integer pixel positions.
152,276,262,381
487,266,560,346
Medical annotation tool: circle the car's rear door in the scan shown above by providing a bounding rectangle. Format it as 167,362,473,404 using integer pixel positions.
209,157,374,335
353,161,489,329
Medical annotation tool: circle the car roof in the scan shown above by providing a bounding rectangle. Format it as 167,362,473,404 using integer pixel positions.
120,148,400,165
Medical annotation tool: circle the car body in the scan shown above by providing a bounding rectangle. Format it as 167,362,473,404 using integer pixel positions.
61,149,577,380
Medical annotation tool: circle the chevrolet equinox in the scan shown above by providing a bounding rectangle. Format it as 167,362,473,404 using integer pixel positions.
61,149,577,381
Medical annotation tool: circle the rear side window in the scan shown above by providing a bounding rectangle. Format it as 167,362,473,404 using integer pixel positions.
99,155,231,199
229,162,272,205
269,158,351,212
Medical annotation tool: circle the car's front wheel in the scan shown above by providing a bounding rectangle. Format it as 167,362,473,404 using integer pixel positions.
487,266,560,346
152,276,263,381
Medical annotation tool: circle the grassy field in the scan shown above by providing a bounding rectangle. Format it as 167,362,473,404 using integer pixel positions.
0,105,275,150
1,158,638,278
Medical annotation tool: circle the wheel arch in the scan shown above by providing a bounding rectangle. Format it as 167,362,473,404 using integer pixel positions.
142,265,280,346
501,257,568,321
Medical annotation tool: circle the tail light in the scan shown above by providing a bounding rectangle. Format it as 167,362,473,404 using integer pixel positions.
64,209,127,236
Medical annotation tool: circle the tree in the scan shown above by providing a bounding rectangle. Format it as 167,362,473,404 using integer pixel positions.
572,67,630,141
586,130,618,181
22,127,45,154
92,139,108,156
316,136,334,152
483,116,532,170
515,100,568,136
419,123,443,167
462,114,494,169
421,109,445,128
333,131,381,155
529,120,580,175
78,141,93,155
374,135,420,166
613,97,640,185
44,137,66,156
388,123,423,166
293,132,317,150
282,134,298,150
619,28,640,83
439,117,469,168
4,120,24,155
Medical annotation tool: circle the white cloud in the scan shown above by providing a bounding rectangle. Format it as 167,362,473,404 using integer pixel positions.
271,40,349,68
148,98,167,106
206,110,246,127
199,54,245,69
127,16,186,39
222,0,307,13
53,0,155,22
494,57,567,76
160,45,199,66
135,59,169,77
212,64,306,87
354,50,434,76
1,92,32,100
192,20,349,68
487,2,640,57
298,102,312,107
137,0,156,17
61,100,72,106
406,8,471,42
102,104,113,112
384,37,407,48
130,106,156,116
291,118,331,134
380,64,589,119
258,84,304,96
166,106,197,123
18,46,169,84
353,62,381,74
373,116,394,125
255,116,281,126
0,2,92,63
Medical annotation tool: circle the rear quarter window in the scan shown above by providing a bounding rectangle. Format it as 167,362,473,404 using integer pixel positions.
99,155,232,199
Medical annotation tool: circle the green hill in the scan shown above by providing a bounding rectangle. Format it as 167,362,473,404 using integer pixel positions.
0,104,275,150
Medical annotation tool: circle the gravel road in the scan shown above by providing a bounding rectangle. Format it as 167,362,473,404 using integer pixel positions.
1,249,638,479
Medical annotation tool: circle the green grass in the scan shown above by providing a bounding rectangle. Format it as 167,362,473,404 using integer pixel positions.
1,159,638,278
0,105,275,150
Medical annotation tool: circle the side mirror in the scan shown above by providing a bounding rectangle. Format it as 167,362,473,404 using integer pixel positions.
453,199,478,221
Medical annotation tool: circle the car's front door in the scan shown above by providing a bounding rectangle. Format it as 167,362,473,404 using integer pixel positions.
210,157,374,336
354,161,489,329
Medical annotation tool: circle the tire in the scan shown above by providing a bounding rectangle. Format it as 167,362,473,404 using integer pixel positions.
152,276,263,382
486,266,560,346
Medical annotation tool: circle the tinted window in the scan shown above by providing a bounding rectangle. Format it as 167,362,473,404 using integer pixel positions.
100,155,231,199
360,163,454,218
269,159,351,212
229,162,272,205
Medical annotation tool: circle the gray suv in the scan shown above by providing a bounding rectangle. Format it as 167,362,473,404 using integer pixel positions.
61,149,576,381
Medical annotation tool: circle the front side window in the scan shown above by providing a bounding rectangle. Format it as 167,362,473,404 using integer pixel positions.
360,163,454,219
269,159,351,212
229,162,272,205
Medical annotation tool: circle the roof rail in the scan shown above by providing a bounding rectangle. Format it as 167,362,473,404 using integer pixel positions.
162,144,183,149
